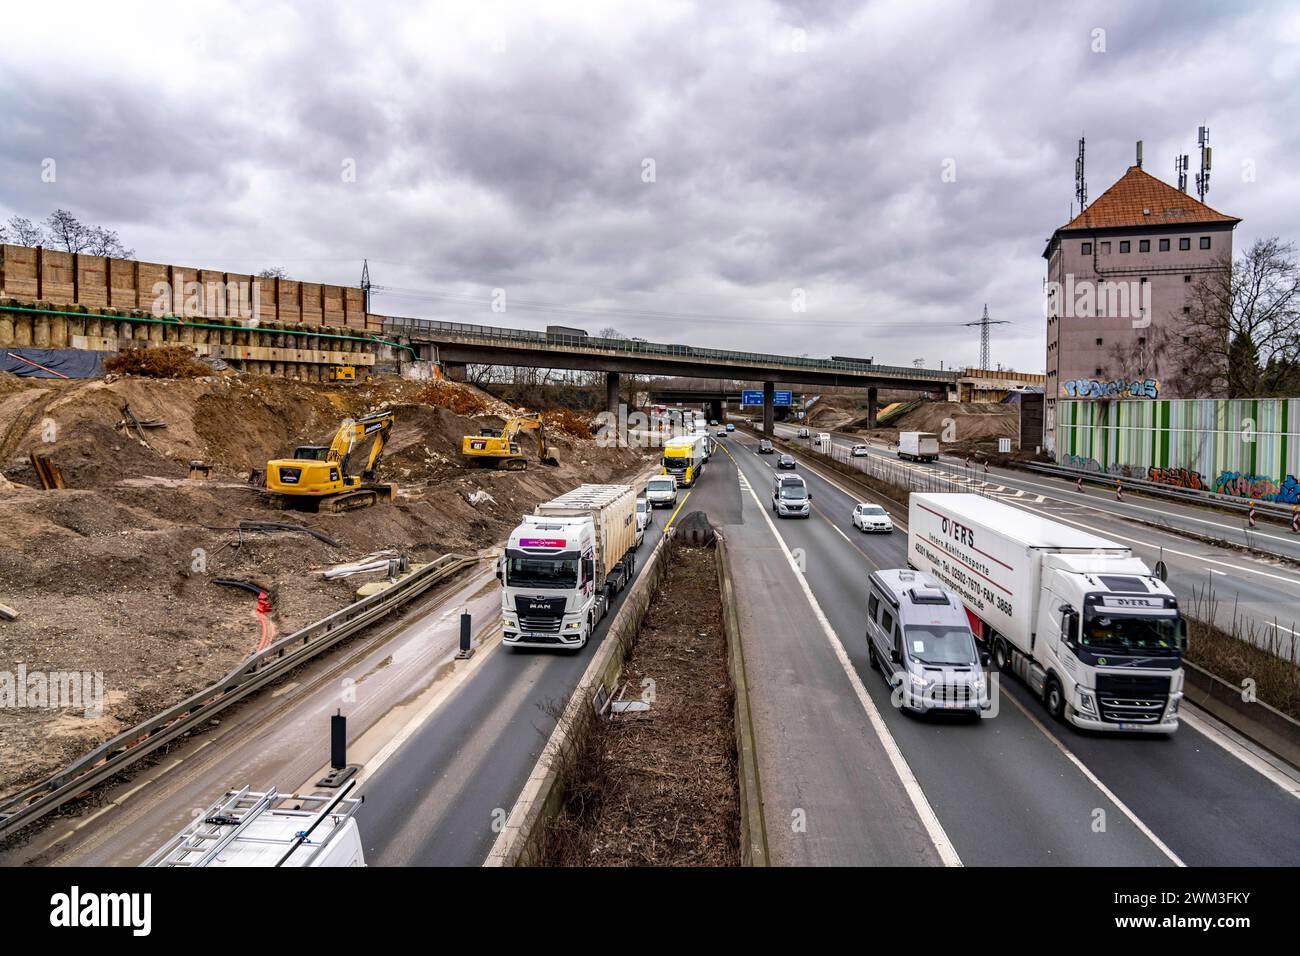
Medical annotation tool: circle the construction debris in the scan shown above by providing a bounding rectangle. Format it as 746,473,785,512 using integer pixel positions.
321,550,403,579
188,460,212,480
0,603,18,622
117,401,167,445
28,453,65,490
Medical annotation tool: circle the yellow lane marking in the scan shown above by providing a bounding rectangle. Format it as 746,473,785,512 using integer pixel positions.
665,490,693,530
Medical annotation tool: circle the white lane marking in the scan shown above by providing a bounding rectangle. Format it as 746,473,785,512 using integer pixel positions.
352,623,502,788
738,463,962,867
1180,705,1300,800
997,690,1185,867
1263,621,1299,636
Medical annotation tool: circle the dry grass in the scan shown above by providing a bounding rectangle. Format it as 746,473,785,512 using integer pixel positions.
538,544,739,866
103,346,209,378
1186,584,1300,720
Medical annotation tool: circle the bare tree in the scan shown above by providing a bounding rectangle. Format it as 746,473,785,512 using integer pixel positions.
45,208,91,252
1177,238,1300,398
83,225,134,258
258,267,289,279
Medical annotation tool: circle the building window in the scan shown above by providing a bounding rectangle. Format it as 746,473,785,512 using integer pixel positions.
1184,274,1192,282
1138,336,1147,346
1183,306,1191,314
1081,242,1092,254
1095,368,1103,377
1139,239,1150,252
1096,337,1103,346
1119,241,1131,253
1183,336,1191,344
1200,236,1211,249
1100,241,1111,253
1180,237,1191,250
1140,276,1148,283
1159,238,1170,251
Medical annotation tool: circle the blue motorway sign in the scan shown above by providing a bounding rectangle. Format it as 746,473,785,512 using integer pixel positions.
740,389,793,406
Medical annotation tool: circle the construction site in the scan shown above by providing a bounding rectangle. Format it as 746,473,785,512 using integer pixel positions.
0,363,644,797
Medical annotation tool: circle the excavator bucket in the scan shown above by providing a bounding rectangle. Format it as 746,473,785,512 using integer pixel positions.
540,448,560,467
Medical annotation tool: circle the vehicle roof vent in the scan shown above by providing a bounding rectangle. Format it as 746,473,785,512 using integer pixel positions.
908,585,950,605
1097,575,1148,593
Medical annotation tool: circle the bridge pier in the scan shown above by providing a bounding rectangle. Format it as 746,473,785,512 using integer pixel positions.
763,380,775,437
710,398,724,423
445,361,467,382
605,371,621,416
867,386,878,429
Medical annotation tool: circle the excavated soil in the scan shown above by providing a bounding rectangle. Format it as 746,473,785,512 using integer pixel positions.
0,371,647,797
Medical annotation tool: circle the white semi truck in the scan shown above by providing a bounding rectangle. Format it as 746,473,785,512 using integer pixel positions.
907,493,1186,732
500,484,638,650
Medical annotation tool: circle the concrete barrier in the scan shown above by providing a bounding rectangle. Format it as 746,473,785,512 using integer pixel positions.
1182,661,1300,768
716,531,769,866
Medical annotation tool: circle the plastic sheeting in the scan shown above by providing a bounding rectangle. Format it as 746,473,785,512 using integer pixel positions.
0,348,105,379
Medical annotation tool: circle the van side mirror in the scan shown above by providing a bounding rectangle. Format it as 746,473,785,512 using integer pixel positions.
979,650,991,668
889,648,901,664
1060,609,1079,647
495,557,504,582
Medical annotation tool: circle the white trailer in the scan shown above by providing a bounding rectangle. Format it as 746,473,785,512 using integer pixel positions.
907,493,1185,732
898,431,940,462
144,783,365,867
500,484,638,649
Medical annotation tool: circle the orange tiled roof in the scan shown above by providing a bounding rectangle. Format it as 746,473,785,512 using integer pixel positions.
1058,166,1239,232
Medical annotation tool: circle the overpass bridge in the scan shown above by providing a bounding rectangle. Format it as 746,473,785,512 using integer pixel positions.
384,317,955,433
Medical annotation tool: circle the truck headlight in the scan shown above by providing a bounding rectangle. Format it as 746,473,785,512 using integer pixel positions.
1167,695,1180,716
1077,691,1097,715
909,674,927,689
565,621,581,630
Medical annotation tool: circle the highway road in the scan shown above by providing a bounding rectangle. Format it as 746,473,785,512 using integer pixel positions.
723,429,1299,865
774,423,1300,659
7,434,1296,868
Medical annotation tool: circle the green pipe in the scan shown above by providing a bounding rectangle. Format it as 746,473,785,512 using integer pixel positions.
0,303,418,358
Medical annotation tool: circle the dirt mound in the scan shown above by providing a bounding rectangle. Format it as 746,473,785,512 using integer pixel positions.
103,345,210,378
850,401,1017,447
0,370,648,798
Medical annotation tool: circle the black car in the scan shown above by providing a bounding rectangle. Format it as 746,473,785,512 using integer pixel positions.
777,454,796,469
758,439,774,454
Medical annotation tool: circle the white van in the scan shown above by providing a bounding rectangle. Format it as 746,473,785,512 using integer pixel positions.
645,475,678,508
865,569,989,715
772,473,812,518
797,427,811,438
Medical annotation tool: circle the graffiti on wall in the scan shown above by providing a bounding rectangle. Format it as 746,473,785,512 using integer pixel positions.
1213,471,1300,504
1061,378,1159,400
1147,467,1205,491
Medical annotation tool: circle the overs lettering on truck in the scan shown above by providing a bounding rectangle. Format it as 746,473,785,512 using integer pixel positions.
910,501,1017,629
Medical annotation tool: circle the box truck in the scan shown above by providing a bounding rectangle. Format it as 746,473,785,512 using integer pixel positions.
907,493,1186,732
499,484,638,650
898,431,940,462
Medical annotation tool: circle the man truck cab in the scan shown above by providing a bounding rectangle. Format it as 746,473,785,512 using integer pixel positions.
866,569,989,715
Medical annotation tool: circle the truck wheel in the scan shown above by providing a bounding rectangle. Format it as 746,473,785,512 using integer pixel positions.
1045,677,1066,723
992,637,1011,672
867,640,880,671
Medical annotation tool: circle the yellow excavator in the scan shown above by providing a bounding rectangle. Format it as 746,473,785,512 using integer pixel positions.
266,411,397,512
461,412,560,470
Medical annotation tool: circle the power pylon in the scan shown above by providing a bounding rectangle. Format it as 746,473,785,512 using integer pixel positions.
963,304,1010,371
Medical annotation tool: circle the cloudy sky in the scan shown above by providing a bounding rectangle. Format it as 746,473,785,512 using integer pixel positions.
3,0,1298,373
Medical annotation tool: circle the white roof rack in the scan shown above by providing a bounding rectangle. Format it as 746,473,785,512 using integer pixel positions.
142,782,362,867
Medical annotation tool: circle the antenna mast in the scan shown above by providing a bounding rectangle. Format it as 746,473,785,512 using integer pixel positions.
360,259,372,313
1074,136,1088,212
1175,153,1189,193
1196,126,1212,203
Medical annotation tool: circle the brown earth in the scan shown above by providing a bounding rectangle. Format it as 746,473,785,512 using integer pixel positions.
849,400,1018,450
539,544,739,866
0,371,648,797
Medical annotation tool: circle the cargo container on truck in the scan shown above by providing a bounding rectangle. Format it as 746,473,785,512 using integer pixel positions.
662,435,706,486
499,484,638,650
907,493,1186,732
898,431,940,462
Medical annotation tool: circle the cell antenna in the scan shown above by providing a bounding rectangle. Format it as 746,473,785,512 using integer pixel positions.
1175,153,1189,193
1196,126,1212,203
963,304,1011,371
1074,136,1088,212
360,259,372,313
